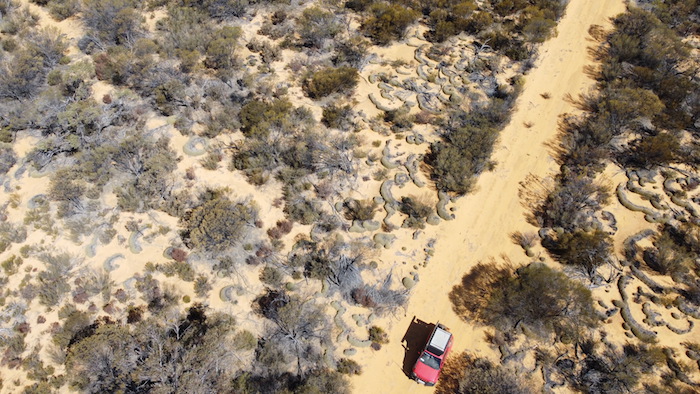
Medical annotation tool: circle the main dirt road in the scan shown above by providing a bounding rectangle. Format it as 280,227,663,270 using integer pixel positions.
350,0,627,392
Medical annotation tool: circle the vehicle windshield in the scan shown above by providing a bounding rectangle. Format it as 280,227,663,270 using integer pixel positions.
418,351,441,370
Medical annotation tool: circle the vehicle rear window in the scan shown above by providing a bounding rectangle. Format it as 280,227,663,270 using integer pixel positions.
419,351,441,370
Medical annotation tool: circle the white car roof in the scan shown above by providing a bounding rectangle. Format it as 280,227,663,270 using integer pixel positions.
429,326,451,352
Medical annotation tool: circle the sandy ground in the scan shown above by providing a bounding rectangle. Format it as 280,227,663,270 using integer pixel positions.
349,0,628,392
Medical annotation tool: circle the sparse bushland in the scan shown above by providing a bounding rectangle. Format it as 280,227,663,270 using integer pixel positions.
65,305,261,393
515,4,700,392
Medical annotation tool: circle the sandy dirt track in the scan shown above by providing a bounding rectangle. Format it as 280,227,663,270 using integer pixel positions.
349,0,627,392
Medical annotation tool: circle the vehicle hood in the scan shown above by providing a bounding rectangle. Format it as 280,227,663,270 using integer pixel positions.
413,360,439,383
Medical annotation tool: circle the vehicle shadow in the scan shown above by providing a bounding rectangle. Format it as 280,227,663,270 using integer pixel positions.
401,316,435,378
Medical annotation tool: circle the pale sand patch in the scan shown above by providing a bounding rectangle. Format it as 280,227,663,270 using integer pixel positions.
349,0,627,392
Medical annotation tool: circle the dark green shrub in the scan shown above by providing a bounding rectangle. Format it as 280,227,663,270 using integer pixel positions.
303,67,359,99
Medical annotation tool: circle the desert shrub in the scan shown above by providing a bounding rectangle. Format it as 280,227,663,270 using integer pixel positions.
193,275,212,298
157,6,212,55
260,266,284,287
337,358,362,375
522,11,557,43
643,227,692,276
52,307,93,349
1,255,22,275
232,330,256,350
48,0,80,20
536,171,610,230
303,66,359,99
436,351,531,394
0,144,16,175
342,198,378,221
238,98,292,139
322,104,355,131
267,220,293,239
93,46,153,86
297,6,343,48
575,343,666,393
451,261,597,341
295,369,350,394
360,3,419,45
170,248,188,262
113,135,177,212
181,190,259,252
36,253,76,306
0,48,47,100
283,197,321,225
159,260,195,282
368,325,389,344
351,286,377,308
204,26,241,70
66,307,243,393
398,196,432,229
543,228,613,279
81,0,145,46
426,106,505,195
626,132,681,168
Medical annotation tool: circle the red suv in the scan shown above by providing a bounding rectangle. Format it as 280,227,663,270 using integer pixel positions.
411,323,453,386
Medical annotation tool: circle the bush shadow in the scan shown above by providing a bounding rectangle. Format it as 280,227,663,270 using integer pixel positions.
400,316,434,378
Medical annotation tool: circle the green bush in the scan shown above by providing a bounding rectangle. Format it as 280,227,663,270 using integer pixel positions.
360,3,419,45
239,98,292,139
181,191,259,252
204,26,241,70
303,67,359,99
